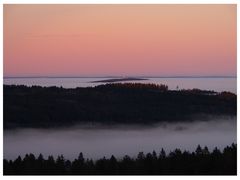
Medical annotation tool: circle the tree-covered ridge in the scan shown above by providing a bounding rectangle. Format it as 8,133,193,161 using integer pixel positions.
4,144,237,175
4,83,236,129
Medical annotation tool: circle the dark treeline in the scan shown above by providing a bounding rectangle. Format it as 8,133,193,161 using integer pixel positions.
4,144,236,175
4,83,236,129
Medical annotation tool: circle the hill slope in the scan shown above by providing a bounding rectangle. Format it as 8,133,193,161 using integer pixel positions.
4,83,236,129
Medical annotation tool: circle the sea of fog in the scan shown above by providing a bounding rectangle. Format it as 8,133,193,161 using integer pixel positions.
3,77,237,93
4,116,236,160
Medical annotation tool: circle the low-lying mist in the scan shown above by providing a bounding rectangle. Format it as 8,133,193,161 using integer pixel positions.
4,116,236,160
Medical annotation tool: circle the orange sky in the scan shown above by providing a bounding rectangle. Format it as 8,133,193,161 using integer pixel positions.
4,4,236,77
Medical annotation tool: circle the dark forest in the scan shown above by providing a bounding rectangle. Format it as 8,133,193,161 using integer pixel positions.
4,144,236,175
4,83,236,129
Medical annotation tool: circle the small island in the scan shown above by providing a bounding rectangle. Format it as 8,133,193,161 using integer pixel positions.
90,77,148,83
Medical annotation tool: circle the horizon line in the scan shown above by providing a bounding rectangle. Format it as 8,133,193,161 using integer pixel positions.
3,75,237,79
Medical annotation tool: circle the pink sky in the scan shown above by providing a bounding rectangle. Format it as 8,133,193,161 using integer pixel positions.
4,4,236,77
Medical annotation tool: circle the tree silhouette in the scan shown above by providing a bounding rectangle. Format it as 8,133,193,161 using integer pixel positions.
3,144,237,175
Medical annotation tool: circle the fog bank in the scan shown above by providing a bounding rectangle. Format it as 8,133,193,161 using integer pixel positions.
4,117,236,160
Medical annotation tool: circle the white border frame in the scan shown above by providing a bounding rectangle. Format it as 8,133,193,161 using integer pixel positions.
0,0,239,179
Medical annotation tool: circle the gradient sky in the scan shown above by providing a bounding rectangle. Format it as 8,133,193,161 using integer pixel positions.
4,4,236,77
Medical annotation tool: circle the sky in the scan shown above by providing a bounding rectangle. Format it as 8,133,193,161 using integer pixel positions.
4,4,236,77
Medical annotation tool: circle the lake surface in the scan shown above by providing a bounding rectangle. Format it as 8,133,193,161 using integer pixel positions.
4,117,236,160
4,77,237,93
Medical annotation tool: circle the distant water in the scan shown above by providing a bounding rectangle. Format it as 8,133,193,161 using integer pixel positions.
4,77,237,93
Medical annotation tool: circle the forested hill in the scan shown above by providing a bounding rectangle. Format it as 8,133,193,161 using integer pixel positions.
4,83,236,129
